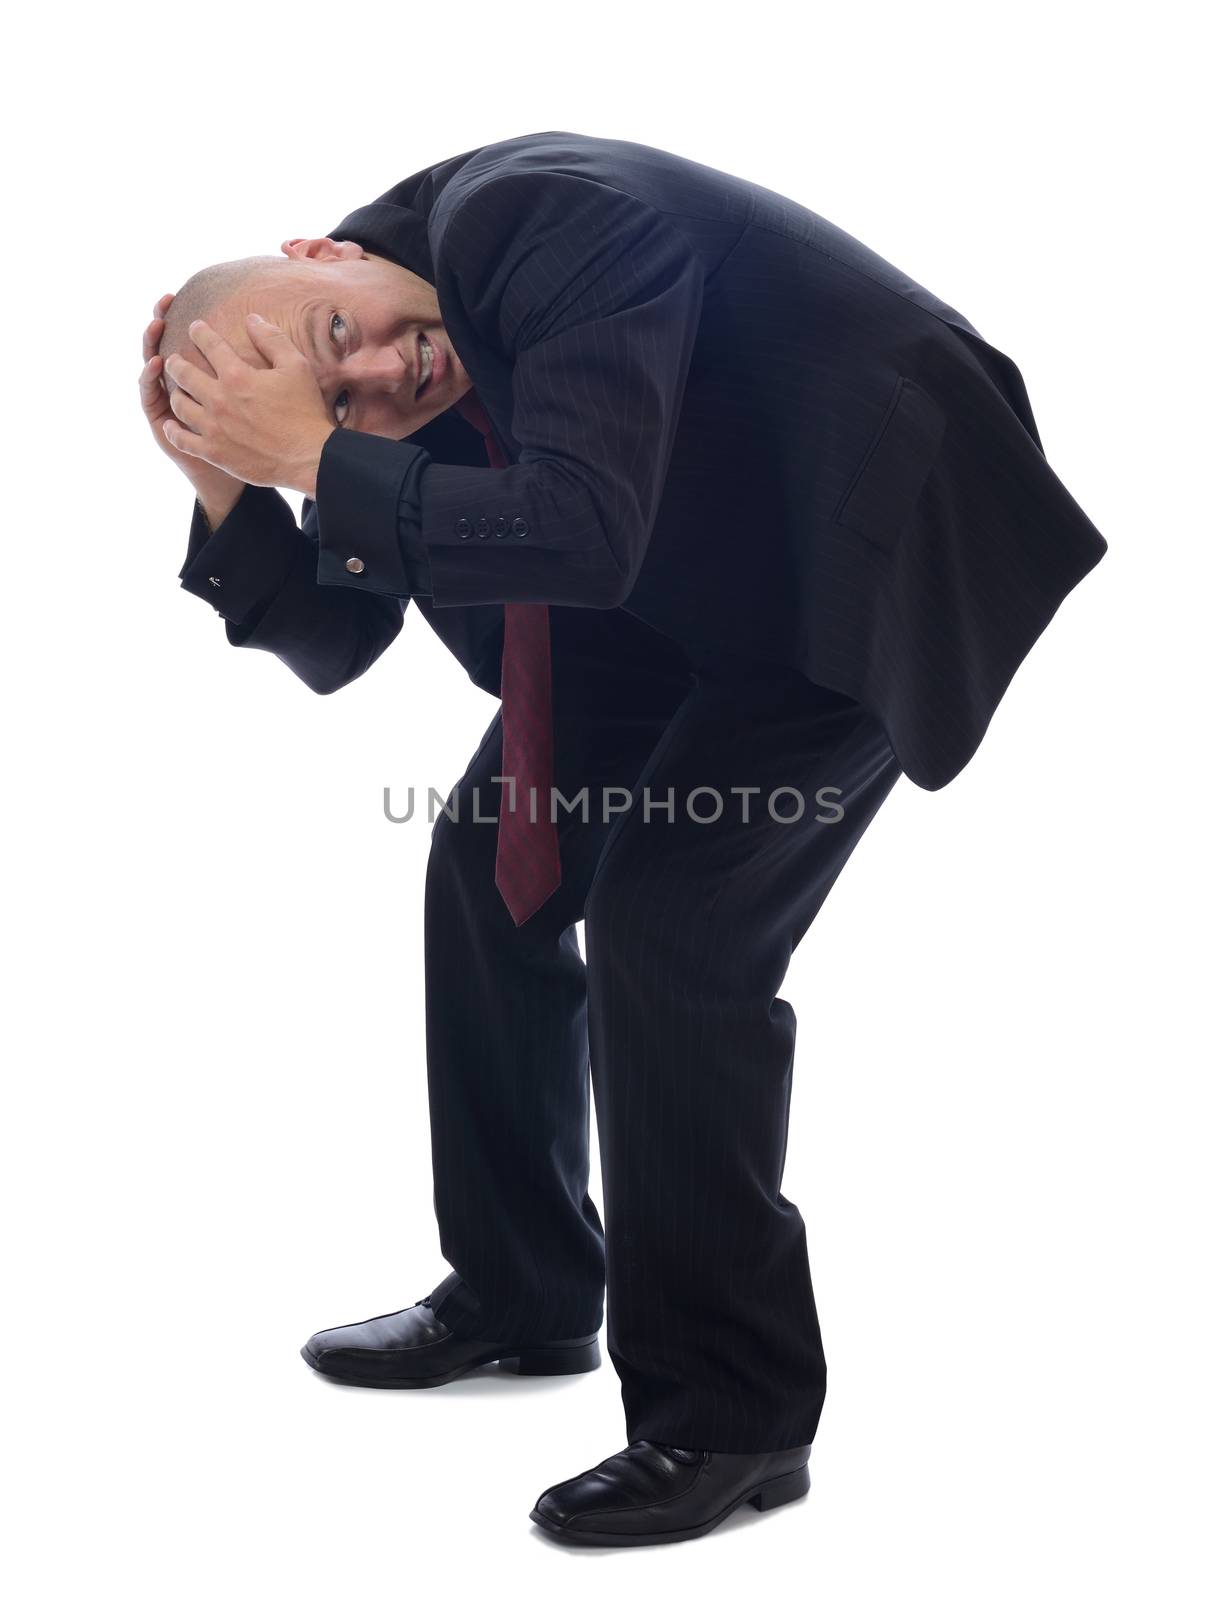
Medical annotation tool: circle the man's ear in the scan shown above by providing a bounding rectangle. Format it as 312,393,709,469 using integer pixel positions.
280,236,364,262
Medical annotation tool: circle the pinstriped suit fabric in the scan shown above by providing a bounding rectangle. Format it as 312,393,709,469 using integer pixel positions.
185,131,1105,795
310,129,1107,794
424,606,900,1451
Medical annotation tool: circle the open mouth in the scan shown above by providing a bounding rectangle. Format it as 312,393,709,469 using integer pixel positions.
415,333,435,400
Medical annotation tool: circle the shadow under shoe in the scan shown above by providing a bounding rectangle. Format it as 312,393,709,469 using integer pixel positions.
530,1439,812,1545
300,1296,601,1388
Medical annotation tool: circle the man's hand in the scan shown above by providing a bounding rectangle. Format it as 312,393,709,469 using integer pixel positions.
140,293,245,513
162,314,336,497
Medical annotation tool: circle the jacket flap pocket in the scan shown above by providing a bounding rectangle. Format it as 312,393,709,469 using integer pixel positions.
834,375,947,552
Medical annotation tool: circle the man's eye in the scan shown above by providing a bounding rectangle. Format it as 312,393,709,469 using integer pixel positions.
330,314,349,423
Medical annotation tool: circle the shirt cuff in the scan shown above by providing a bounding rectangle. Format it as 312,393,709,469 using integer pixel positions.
179,485,304,628
314,426,430,596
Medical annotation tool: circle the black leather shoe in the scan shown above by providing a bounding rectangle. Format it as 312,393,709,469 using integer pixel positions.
530,1439,811,1545
300,1296,600,1388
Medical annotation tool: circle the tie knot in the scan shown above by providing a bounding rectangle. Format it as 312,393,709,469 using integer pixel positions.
456,387,508,470
455,388,494,436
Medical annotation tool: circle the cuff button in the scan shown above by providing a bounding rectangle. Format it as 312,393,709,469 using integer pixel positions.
345,556,366,574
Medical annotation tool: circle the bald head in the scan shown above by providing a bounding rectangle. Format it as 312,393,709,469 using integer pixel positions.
161,255,298,396
156,239,472,438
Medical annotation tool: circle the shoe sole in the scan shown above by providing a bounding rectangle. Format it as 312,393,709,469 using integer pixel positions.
300,1335,601,1388
528,1462,811,1546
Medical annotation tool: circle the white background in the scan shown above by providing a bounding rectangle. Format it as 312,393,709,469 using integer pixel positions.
4,2,1214,1594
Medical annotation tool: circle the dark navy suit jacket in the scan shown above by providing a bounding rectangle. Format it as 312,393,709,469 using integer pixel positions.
180,129,1107,790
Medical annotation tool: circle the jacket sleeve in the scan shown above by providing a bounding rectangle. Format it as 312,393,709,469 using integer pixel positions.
311,424,434,596
317,170,705,611
178,485,408,694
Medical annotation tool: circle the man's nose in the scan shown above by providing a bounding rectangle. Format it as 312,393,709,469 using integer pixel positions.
351,343,411,394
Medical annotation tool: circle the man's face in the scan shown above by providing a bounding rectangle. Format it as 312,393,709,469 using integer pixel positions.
179,241,473,441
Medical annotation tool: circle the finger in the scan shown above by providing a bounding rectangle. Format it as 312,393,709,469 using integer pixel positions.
139,356,166,401
186,318,240,375
162,418,203,457
244,312,303,368
144,296,173,354
168,385,206,428
163,352,214,401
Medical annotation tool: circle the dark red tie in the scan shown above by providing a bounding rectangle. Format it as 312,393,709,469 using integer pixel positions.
454,389,561,926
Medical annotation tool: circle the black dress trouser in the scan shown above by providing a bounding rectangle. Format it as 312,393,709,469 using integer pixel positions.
423,604,901,1452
